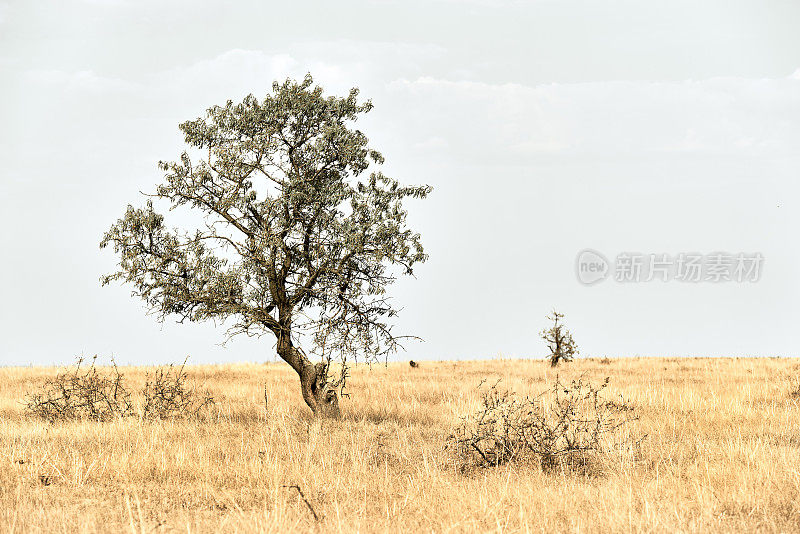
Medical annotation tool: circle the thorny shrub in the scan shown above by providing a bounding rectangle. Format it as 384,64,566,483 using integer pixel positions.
787,375,800,398
141,359,214,419
24,356,134,422
25,356,213,422
447,375,644,474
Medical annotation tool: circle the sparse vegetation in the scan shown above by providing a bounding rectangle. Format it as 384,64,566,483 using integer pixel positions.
447,376,642,474
5,357,800,532
540,310,579,367
787,374,800,398
24,356,213,422
24,356,134,422
141,358,214,420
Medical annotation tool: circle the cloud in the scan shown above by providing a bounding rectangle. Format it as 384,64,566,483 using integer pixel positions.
433,0,530,4
79,0,130,6
109,43,446,120
414,136,450,150
290,40,446,88
19,47,800,166
158,49,300,99
387,75,800,160
370,0,527,4
22,50,294,103
24,69,135,93
20,39,440,104
105,42,443,112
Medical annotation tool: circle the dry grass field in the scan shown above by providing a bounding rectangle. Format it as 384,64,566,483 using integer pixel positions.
1,357,800,533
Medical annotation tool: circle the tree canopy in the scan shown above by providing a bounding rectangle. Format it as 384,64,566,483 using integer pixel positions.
100,74,431,415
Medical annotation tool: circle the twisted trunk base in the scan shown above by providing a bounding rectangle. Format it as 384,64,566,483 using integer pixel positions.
277,343,341,418
300,362,341,418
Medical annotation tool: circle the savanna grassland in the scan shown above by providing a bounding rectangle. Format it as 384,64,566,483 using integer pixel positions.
1,357,800,533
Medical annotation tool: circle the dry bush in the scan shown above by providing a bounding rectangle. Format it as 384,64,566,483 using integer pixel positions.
24,356,134,422
787,375,800,398
25,356,213,422
141,359,214,419
447,376,643,474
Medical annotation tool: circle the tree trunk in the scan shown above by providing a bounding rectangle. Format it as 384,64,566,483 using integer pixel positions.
300,361,341,418
277,341,341,418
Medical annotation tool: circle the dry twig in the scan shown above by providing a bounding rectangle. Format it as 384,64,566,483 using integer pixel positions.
283,485,320,521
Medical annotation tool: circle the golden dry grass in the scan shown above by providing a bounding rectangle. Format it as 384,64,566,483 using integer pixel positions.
2,357,800,533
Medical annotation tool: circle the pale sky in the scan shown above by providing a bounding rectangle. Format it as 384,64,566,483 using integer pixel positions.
2,0,800,366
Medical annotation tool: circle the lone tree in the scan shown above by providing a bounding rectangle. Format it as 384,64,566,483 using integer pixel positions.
100,75,431,417
540,310,578,367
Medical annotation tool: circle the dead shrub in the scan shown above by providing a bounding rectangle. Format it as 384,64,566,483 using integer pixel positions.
141,359,214,419
787,375,800,398
24,356,134,422
447,375,643,474
25,356,213,422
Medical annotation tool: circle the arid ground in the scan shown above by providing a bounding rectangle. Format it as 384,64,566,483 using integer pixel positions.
1,357,799,533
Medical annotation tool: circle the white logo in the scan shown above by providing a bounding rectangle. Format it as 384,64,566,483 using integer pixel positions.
576,249,610,285
576,250,763,284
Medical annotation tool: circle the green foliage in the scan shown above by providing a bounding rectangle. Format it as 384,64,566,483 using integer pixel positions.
100,74,430,370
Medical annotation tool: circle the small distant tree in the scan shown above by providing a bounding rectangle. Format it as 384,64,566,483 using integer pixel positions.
100,74,431,417
540,310,578,367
